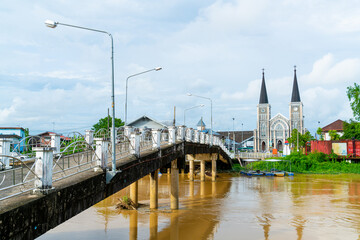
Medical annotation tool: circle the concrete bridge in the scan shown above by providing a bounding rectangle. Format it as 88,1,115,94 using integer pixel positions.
0,126,232,239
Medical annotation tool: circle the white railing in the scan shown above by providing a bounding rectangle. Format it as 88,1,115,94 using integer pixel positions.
0,126,234,201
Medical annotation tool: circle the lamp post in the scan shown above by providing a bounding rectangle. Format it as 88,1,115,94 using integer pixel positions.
45,20,118,178
241,122,244,150
183,104,205,126
125,67,162,125
232,118,235,155
187,93,213,145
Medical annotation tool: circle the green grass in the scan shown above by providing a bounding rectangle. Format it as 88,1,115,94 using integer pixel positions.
246,152,360,174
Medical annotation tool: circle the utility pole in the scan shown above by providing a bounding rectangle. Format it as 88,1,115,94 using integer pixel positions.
232,118,235,155
173,106,176,126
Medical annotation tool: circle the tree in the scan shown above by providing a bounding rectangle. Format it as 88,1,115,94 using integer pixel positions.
341,120,360,140
316,127,324,140
287,129,314,151
347,83,360,121
92,116,124,133
328,130,340,140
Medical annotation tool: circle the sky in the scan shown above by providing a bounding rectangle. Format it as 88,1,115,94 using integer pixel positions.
0,0,359,135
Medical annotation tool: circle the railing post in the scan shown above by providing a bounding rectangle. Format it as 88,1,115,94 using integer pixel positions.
0,138,11,170
152,129,161,149
168,126,176,145
124,126,133,138
194,130,200,143
33,147,55,194
205,134,210,144
185,128,193,142
94,138,109,170
200,132,205,144
85,130,94,146
50,133,61,155
130,132,140,157
177,125,185,141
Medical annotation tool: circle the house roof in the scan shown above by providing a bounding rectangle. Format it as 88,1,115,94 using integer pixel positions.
259,70,269,104
322,119,344,132
217,131,254,143
0,127,25,131
291,67,301,102
0,134,22,139
197,118,206,127
38,132,71,141
127,115,167,129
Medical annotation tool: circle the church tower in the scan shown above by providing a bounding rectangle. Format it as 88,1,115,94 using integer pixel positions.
255,69,271,152
289,66,304,134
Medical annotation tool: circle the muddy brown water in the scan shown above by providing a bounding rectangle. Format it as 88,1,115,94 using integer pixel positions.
38,173,360,239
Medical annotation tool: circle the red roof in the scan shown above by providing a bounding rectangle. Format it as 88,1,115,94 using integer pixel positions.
322,119,344,132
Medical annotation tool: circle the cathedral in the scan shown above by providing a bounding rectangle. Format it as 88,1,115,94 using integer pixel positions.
253,67,304,152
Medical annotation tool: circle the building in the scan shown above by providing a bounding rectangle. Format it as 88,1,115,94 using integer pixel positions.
127,115,168,130
321,119,344,140
217,131,254,151
197,117,206,131
253,67,304,152
0,127,26,152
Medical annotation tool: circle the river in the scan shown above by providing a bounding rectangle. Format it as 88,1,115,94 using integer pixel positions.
38,173,360,239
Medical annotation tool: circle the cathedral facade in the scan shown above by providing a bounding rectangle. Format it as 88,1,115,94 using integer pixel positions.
253,67,304,152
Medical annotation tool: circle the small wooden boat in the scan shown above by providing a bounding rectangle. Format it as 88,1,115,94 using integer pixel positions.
285,172,294,176
271,168,285,177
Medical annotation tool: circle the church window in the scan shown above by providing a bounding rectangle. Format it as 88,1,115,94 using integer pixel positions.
261,122,266,137
275,124,283,138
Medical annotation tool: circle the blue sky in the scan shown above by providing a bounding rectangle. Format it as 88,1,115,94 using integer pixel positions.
0,0,359,135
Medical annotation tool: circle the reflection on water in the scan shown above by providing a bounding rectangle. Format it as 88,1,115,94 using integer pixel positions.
38,174,360,240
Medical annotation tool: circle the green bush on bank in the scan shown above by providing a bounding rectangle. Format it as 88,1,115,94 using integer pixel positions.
243,152,360,174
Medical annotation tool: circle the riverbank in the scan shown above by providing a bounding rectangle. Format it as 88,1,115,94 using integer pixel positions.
234,152,360,174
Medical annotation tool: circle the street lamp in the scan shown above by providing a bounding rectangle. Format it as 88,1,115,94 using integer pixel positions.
187,93,213,145
45,20,118,179
232,118,235,155
125,67,162,125
183,104,205,126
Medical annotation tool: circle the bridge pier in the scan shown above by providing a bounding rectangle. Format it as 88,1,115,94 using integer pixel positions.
200,159,205,181
130,181,138,207
150,170,158,209
211,153,217,182
187,154,195,181
170,159,179,210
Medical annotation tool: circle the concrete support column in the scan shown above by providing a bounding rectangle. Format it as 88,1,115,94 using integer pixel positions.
85,130,94,146
168,126,176,145
94,138,109,169
211,154,217,182
187,154,195,181
150,170,158,209
151,129,161,150
50,133,60,154
170,159,179,210
0,138,11,170
130,181,138,207
130,132,140,157
34,147,55,191
200,159,205,181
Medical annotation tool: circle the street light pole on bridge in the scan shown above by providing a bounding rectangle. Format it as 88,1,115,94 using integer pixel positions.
45,20,118,180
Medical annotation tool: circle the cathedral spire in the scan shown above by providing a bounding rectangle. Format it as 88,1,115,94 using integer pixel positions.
259,68,269,104
291,65,301,102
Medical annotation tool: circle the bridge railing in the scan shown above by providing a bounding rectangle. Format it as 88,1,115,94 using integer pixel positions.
236,152,276,159
0,126,235,201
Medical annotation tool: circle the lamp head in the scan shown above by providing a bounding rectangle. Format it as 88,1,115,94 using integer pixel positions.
45,20,57,28
155,67,162,71
200,104,205,107
187,93,192,96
